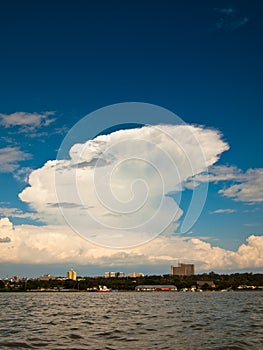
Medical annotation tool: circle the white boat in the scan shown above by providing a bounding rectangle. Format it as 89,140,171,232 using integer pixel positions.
97,285,111,292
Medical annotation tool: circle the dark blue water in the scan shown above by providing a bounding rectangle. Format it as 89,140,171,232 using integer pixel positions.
0,292,262,349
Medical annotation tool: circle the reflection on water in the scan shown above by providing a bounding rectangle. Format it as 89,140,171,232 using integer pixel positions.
0,292,262,349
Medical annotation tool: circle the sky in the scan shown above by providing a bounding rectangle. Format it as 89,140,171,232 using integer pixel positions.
0,0,263,278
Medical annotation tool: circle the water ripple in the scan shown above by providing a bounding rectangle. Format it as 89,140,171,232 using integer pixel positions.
0,292,262,349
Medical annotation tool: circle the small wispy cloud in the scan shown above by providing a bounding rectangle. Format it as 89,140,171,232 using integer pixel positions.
13,167,33,183
210,208,237,214
243,207,261,213
243,223,259,227
215,7,235,15
28,124,69,139
232,17,249,29
187,166,263,203
0,207,40,221
218,169,263,203
0,111,56,133
214,7,249,30
0,147,31,173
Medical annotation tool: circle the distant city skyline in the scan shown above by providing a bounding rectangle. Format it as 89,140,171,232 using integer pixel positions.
0,1,262,277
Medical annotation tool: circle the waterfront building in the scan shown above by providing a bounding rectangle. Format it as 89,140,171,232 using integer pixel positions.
117,272,125,278
128,272,144,278
135,285,177,292
104,271,117,278
104,271,125,278
170,263,195,276
67,269,77,281
38,274,56,281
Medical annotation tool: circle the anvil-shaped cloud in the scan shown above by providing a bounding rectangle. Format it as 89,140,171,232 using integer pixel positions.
19,124,228,247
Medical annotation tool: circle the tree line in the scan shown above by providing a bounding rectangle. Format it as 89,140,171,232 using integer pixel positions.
0,272,263,292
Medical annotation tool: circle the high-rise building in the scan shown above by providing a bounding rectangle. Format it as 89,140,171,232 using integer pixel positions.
170,263,194,276
67,269,77,281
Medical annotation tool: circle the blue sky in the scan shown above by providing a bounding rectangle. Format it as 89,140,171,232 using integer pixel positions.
0,0,262,277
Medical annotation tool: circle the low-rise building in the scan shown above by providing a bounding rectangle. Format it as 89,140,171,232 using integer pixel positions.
117,272,125,278
128,272,144,278
38,274,56,281
135,285,177,292
104,271,125,278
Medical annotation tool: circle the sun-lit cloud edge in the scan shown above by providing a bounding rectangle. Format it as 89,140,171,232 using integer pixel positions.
0,218,262,272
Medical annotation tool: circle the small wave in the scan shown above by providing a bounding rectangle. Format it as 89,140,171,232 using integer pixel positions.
68,333,84,339
31,342,49,347
0,341,33,348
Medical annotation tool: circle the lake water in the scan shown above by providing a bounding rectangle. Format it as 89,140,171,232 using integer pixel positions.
0,291,262,349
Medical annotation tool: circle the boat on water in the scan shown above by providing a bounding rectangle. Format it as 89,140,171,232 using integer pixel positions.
96,285,112,292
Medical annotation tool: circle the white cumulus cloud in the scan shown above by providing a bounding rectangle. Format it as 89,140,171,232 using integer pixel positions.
0,218,262,271
19,124,228,247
